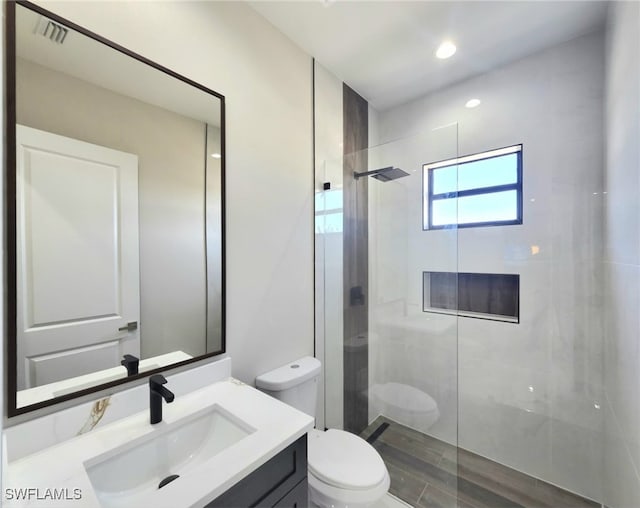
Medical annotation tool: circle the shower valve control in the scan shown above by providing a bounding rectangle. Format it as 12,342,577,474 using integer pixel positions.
350,286,365,306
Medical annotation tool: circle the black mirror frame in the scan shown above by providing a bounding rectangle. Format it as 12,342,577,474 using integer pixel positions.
4,0,226,417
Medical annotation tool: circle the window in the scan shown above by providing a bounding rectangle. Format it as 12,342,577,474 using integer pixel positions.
315,189,343,234
423,145,523,230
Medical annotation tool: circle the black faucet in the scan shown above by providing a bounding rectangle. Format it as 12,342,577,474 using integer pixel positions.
149,374,174,424
121,354,139,376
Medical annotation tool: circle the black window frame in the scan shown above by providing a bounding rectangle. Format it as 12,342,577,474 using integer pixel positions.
423,144,523,230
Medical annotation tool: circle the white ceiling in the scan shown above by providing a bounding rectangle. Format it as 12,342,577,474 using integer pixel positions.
249,1,609,111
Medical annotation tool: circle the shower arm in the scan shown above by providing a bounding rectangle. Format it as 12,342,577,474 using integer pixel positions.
353,166,394,179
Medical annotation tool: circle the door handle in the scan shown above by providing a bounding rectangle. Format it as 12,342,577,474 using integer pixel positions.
118,321,138,332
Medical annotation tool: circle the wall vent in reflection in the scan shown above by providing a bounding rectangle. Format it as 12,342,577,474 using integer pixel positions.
34,16,69,45
423,271,519,323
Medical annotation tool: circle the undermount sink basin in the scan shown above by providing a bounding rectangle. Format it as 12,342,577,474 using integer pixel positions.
84,405,255,508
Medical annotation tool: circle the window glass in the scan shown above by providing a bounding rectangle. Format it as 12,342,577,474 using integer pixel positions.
315,212,343,234
315,189,342,212
431,198,458,227
461,153,518,191
457,190,518,224
424,145,522,229
431,165,458,194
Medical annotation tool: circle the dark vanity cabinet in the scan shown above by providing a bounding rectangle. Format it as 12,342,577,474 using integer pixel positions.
206,435,308,508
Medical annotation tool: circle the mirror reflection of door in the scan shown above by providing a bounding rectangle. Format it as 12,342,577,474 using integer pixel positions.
16,125,141,390
11,2,225,413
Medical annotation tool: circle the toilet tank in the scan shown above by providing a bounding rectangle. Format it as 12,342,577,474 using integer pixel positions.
255,356,321,418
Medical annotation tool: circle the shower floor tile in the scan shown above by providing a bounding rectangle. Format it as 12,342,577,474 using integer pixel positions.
361,416,599,508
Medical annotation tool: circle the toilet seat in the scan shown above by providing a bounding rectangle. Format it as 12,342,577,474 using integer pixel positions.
307,429,390,508
308,467,390,508
308,429,387,489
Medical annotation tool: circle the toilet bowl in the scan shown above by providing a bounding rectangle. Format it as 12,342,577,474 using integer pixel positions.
369,382,439,433
255,357,390,508
307,429,390,508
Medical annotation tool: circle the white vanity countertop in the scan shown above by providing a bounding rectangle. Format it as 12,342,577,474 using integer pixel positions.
4,378,314,508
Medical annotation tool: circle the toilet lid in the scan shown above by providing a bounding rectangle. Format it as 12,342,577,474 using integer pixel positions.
308,429,387,490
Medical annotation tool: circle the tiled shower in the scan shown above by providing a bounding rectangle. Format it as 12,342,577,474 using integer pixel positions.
314,4,639,505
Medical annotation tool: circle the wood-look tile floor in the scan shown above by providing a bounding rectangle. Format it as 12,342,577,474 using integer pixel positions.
360,416,600,508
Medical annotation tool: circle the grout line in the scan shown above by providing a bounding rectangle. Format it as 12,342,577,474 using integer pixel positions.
416,482,430,506
603,260,640,269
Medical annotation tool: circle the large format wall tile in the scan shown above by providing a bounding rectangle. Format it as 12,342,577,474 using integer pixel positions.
604,2,640,506
375,31,606,502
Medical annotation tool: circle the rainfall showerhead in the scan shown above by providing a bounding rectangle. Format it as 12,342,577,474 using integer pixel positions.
353,166,410,182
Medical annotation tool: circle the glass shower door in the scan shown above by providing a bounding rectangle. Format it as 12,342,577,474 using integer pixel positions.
316,123,460,507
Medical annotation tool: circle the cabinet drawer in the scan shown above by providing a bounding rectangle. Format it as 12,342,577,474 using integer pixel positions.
273,478,308,507
207,435,307,508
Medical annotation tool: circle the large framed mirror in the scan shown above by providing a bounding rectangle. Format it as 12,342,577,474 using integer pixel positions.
5,1,225,416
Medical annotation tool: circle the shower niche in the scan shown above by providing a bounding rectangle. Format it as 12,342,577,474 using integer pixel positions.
422,271,520,322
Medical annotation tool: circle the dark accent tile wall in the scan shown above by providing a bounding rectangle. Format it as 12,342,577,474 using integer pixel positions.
429,272,458,311
458,273,519,318
343,84,369,434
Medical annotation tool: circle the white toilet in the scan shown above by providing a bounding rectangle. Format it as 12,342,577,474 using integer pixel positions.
256,356,390,508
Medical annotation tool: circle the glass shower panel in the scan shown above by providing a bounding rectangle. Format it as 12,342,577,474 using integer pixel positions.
317,123,460,507
315,157,345,433
453,142,605,506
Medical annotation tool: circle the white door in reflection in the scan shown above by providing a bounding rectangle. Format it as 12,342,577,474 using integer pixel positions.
16,125,140,390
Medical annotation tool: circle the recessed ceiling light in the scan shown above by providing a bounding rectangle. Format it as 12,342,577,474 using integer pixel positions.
465,98,481,108
436,41,456,59
210,153,221,159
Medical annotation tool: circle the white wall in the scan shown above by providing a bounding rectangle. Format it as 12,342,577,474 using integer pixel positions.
5,0,313,411
376,32,605,501
603,2,640,507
